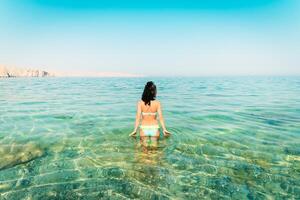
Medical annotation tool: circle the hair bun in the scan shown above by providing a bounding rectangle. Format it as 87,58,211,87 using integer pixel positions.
146,81,153,87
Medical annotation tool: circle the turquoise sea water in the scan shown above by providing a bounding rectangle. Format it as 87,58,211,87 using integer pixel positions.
0,77,300,199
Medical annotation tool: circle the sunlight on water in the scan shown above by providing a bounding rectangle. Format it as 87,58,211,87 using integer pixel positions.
0,77,299,199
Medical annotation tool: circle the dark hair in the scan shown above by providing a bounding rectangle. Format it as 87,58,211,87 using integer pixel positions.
142,81,157,105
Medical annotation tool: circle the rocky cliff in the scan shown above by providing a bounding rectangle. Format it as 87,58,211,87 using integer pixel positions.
0,66,54,78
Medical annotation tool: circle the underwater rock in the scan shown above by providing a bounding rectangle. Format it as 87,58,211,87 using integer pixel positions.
202,144,224,156
231,161,265,183
284,146,300,156
34,170,80,185
208,176,235,194
0,143,44,170
102,167,125,178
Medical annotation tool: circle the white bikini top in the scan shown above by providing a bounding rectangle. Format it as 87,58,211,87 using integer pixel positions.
141,112,157,116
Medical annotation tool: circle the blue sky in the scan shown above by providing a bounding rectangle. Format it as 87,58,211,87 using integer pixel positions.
0,0,299,76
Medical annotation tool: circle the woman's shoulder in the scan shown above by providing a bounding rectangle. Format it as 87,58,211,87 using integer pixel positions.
153,99,160,103
152,100,160,106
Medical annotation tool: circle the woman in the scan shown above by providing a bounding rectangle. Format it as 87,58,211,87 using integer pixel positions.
129,81,171,141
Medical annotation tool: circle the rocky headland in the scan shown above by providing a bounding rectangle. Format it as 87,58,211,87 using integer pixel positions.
0,66,54,78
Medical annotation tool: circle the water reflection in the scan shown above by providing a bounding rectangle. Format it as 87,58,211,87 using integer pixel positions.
130,136,167,185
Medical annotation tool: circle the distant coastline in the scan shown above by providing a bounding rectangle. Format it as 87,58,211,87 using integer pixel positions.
54,71,142,78
0,66,142,78
0,66,54,78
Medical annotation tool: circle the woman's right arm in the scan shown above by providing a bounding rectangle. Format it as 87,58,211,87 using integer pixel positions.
129,101,141,136
157,101,171,136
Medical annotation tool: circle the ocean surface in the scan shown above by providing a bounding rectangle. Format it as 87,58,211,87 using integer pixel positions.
0,77,299,199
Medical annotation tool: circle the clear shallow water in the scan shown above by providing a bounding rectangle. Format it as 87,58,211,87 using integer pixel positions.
0,77,299,199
